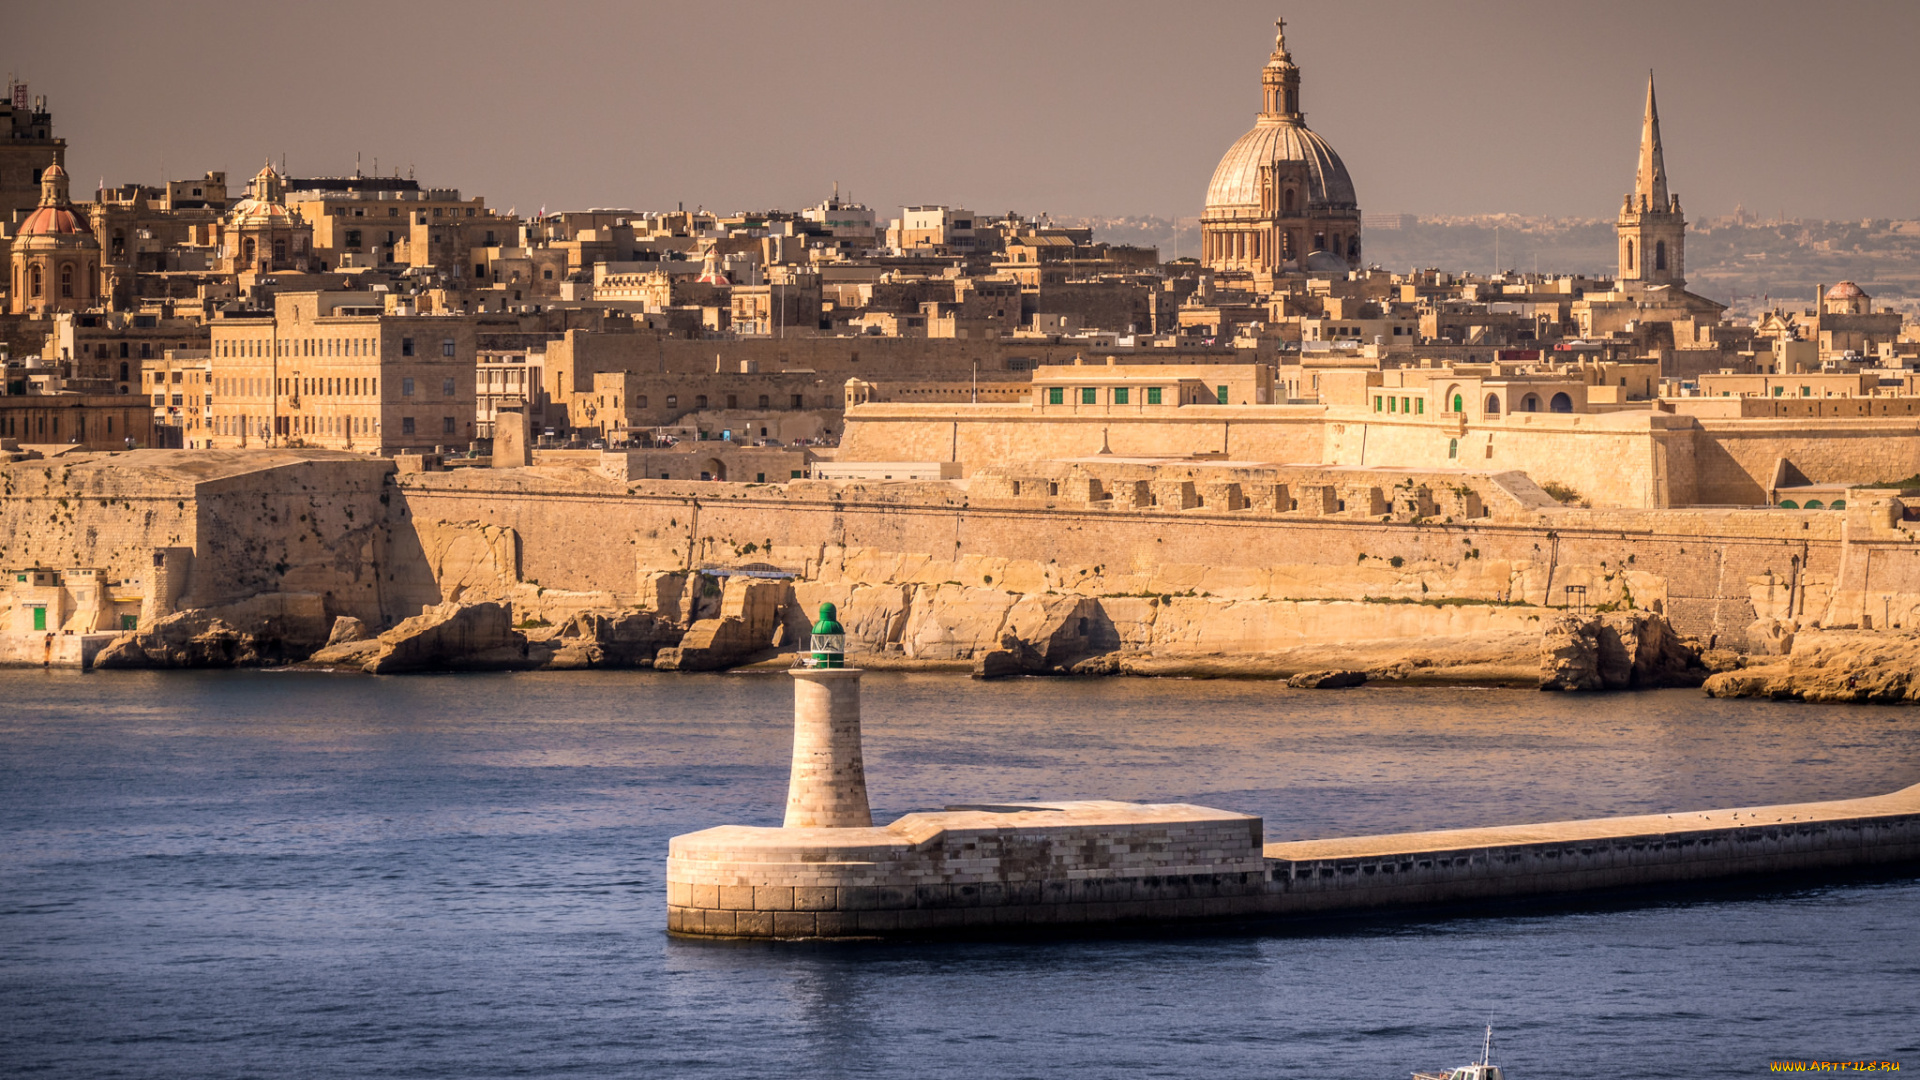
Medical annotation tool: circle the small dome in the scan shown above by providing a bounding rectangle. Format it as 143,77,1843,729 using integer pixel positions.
1204,119,1357,218
1826,281,1867,300
17,205,92,238
228,199,292,227
1303,249,1349,274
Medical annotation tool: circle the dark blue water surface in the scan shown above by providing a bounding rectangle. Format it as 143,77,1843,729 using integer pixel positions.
3,669,1918,1079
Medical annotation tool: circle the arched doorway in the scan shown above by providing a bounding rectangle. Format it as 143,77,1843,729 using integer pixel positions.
701,458,726,482
1521,394,1540,412
1549,392,1573,413
1484,394,1501,415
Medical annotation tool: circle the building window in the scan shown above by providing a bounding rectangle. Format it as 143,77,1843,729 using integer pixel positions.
442,378,455,397
1081,387,1097,405
696,395,708,409
1448,438,1459,459
637,395,648,408
1048,387,1064,405
402,377,415,397
758,394,770,408
402,417,416,435
442,338,455,357
1216,385,1229,405
1114,387,1129,405
1375,396,1383,412
666,395,677,407
791,394,804,409
402,337,415,357
1147,387,1162,405
443,416,456,435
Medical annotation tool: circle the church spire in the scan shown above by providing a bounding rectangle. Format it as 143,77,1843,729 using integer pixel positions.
1635,73,1668,208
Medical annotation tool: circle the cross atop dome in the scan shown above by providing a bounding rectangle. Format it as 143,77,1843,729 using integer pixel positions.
1274,16,1287,54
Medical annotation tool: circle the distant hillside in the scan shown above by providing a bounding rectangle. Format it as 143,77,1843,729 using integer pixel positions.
1081,214,1920,317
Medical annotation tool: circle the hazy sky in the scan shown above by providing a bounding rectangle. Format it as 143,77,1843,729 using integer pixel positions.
10,0,1919,222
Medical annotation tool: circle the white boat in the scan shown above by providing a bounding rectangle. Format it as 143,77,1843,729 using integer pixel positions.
1412,1026,1505,1080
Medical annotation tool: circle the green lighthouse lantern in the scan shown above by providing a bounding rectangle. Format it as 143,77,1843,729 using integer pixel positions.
810,602,846,668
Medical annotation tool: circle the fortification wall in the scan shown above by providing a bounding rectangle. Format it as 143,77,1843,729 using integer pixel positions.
390,465,1889,645
1692,420,1920,504
19,453,1920,659
840,404,1325,473
0,451,396,625
0,455,202,587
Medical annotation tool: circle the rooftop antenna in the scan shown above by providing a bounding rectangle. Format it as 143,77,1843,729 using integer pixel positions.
355,150,362,177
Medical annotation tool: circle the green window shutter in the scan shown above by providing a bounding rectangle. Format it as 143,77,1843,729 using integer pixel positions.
1374,396,1382,412
1048,387,1063,405
1416,399,1424,414
1114,387,1129,405
789,470,802,479
1082,387,1097,405
122,614,138,631
1147,387,1162,405
33,606,46,631
1216,385,1229,404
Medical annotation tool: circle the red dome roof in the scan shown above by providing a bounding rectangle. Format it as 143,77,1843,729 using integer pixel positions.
1825,281,1867,300
17,204,91,237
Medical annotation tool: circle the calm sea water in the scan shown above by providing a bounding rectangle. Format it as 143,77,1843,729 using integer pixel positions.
2,669,1918,1079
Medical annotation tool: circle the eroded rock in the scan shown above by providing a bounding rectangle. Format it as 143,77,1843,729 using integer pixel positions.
1539,611,1706,691
357,601,524,674
93,593,331,669
655,578,786,672
1288,669,1367,689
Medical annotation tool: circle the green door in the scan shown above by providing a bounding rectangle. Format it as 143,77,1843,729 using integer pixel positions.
32,606,46,631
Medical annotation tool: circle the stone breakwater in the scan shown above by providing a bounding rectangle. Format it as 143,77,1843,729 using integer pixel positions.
666,783,1920,940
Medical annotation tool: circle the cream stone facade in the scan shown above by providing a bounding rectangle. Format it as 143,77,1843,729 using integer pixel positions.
206,291,476,452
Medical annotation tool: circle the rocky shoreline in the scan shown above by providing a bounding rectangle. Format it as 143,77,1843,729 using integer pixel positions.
74,576,1722,693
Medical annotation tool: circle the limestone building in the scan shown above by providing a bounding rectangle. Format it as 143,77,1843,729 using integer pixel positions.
8,165,100,315
219,164,313,275
0,80,62,226
1201,18,1361,275
206,291,476,453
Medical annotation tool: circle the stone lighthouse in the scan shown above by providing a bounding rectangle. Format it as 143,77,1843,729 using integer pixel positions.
782,603,871,828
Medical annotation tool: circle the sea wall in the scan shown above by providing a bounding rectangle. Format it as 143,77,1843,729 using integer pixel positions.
17,452,1920,670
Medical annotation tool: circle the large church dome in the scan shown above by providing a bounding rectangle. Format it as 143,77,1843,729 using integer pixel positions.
1198,18,1363,275
1205,120,1356,217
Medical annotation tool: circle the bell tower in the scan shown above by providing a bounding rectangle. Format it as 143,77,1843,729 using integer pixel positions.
1617,74,1686,289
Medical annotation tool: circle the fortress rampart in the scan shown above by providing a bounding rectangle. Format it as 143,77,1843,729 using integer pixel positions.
12,451,1920,666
